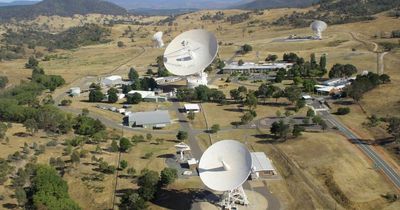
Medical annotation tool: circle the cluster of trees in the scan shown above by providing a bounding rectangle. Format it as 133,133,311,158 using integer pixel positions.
176,85,226,103
0,44,25,61
286,53,327,78
25,57,66,91
0,76,8,88
392,30,400,38
120,168,178,210
226,12,251,24
73,112,106,136
13,164,81,209
200,11,225,21
272,0,399,27
345,72,391,102
328,63,357,78
3,24,111,51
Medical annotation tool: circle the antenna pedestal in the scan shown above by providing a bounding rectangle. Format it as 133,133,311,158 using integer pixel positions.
186,72,208,88
220,185,249,209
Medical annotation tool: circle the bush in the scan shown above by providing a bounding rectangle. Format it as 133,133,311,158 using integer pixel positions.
336,107,350,115
160,168,178,186
60,99,72,106
0,76,8,88
117,41,125,48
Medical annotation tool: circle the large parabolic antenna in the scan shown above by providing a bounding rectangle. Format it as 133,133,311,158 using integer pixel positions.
163,29,218,88
153,31,164,48
310,20,328,39
199,140,252,209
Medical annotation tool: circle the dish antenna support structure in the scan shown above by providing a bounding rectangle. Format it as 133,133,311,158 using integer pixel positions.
310,20,328,40
153,31,164,48
163,29,218,88
174,142,191,161
199,140,252,209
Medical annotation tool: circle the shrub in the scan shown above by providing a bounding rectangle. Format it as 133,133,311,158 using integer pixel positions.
336,107,350,115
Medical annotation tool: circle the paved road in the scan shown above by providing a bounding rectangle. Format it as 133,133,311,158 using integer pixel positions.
319,110,400,189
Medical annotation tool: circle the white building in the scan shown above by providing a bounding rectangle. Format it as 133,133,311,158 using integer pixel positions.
251,152,276,179
69,87,81,97
223,62,293,74
184,104,201,113
127,90,155,98
102,75,123,87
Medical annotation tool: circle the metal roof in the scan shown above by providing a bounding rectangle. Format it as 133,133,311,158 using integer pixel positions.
251,152,275,172
184,104,200,110
223,62,293,70
128,110,170,126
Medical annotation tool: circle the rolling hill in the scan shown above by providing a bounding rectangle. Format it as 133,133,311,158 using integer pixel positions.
0,0,127,21
0,1,39,7
106,0,245,10
235,0,318,9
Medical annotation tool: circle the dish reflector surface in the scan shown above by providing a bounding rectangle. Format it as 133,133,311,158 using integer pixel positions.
163,29,218,76
310,20,327,32
199,140,252,192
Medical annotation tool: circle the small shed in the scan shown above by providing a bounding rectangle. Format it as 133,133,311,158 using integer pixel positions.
251,152,276,179
187,158,198,171
184,104,200,113
125,110,171,129
102,75,123,87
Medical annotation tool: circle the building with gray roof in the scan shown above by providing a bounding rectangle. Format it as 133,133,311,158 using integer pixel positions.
124,110,171,129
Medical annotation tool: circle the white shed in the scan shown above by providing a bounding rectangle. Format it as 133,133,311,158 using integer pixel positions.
102,75,123,87
184,104,200,113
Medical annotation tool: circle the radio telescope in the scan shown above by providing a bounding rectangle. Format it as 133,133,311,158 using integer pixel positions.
153,31,164,48
163,29,218,88
310,20,328,39
199,140,252,209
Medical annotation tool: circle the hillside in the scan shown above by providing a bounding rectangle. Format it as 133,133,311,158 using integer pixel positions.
0,0,127,21
106,0,244,9
273,0,400,27
0,1,39,7
235,0,318,9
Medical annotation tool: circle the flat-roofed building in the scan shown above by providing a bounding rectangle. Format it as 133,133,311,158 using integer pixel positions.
102,75,123,87
251,152,276,179
184,104,200,113
223,62,293,74
124,110,171,129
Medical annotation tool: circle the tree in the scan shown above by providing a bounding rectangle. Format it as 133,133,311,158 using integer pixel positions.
210,124,220,134
379,74,391,84
176,131,188,141
89,89,104,102
230,89,241,102
238,59,244,66
292,125,305,138
71,150,80,165
270,120,290,140
336,107,350,115
0,76,9,89
128,68,139,81
146,133,152,141
120,160,128,170
160,168,178,186
284,86,302,104
120,192,148,210
241,44,252,54
245,93,258,110
293,76,303,86
303,79,316,93
117,41,125,48
265,54,278,62
138,170,159,201
107,88,119,103
127,93,142,104
294,99,305,111
15,187,27,207
146,69,154,75
110,140,119,152
319,54,327,71
329,63,357,78
307,108,315,117
241,112,254,124
23,118,38,135
60,99,72,106
387,117,400,143
187,111,195,121
25,56,39,69
119,137,132,152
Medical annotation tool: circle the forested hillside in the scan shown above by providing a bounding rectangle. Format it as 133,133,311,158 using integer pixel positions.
0,0,127,21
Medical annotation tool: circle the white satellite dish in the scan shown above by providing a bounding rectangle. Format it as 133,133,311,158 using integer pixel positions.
310,20,328,40
153,31,164,48
163,29,218,88
199,140,251,209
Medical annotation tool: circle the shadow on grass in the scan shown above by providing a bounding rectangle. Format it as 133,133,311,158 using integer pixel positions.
152,188,219,210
